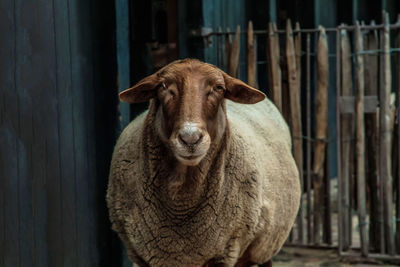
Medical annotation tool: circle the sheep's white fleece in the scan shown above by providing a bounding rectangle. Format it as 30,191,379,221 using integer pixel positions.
107,98,300,266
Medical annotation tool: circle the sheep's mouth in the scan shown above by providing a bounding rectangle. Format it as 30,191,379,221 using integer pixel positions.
175,153,206,166
180,155,199,160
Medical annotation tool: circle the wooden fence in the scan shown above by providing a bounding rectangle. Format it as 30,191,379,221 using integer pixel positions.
204,11,400,260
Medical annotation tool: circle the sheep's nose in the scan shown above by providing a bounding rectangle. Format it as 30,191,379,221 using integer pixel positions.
178,124,203,146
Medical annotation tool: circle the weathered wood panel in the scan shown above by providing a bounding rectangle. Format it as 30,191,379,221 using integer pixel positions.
0,0,120,266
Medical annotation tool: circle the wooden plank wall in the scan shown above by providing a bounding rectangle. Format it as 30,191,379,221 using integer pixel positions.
0,0,120,266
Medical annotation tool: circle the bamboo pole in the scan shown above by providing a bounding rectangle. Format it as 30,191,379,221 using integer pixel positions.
229,25,241,77
380,11,395,255
355,21,368,257
267,22,282,112
247,21,257,87
313,26,328,245
363,21,381,252
286,19,304,244
340,28,353,251
225,27,232,73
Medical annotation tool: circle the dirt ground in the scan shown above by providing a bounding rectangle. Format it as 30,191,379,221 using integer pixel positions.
273,247,400,267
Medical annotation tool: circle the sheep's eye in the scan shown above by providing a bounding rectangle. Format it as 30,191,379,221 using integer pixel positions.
168,89,176,97
215,85,224,91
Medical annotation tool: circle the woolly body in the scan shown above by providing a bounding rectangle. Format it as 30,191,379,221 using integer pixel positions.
107,98,300,266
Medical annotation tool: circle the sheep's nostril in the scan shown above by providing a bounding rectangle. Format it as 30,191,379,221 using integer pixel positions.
178,134,188,145
194,134,203,145
178,131,202,146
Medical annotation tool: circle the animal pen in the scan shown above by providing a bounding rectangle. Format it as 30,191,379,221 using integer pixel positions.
202,11,400,261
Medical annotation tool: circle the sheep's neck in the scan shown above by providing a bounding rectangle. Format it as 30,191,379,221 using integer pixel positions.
143,101,230,207
166,134,228,202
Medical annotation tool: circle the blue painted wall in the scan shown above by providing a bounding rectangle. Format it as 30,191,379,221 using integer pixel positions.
202,0,247,80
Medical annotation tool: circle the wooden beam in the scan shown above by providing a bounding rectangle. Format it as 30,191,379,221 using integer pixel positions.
313,26,329,245
247,21,257,87
354,21,368,257
228,25,240,77
286,19,303,244
380,11,395,255
339,27,354,251
267,22,282,112
364,20,381,253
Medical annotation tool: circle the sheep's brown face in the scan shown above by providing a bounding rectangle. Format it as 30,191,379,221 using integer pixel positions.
119,59,265,166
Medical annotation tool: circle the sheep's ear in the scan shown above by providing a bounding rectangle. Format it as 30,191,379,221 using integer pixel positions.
222,73,266,104
119,73,159,103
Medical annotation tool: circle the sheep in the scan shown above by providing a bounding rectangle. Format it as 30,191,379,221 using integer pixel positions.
107,59,300,267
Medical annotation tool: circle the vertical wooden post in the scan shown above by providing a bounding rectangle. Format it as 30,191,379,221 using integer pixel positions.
340,27,353,251
313,26,328,245
336,27,343,254
380,11,395,255
294,22,304,243
286,19,303,244
355,21,368,257
267,22,282,112
247,21,257,87
225,27,232,73
228,26,241,77
306,33,313,244
364,21,381,252
395,15,400,254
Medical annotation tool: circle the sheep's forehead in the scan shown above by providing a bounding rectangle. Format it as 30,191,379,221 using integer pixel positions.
160,61,224,85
